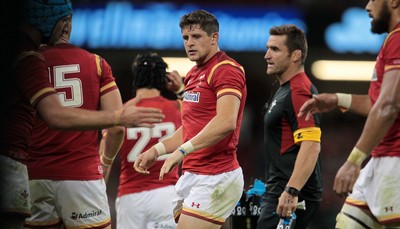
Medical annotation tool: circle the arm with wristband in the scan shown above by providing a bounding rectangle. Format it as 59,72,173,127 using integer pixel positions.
334,83,400,197
133,127,184,174
334,70,400,197
134,94,242,179
297,92,372,197
98,90,125,182
158,94,241,179
99,127,124,182
298,93,371,121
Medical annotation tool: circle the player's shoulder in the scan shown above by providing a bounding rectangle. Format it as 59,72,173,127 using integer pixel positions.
14,50,45,68
290,75,314,93
383,28,400,47
212,54,245,77
18,50,44,60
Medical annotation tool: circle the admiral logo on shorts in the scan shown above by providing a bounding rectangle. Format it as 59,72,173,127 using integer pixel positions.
154,222,176,229
183,92,200,103
70,209,103,220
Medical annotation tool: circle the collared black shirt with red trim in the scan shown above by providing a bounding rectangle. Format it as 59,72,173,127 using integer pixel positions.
263,72,323,202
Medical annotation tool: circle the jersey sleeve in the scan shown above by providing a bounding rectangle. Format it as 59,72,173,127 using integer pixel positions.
208,61,246,100
382,30,400,74
96,55,118,96
15,51,56,106
287,78,321,144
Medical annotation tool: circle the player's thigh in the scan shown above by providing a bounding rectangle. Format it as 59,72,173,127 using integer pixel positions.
181,168,244,225
116,193,147,229
365,157,400,224
177,214,221,229
0,154,31,217
147,186,177,219
336,203,382,229
25,180,62,228
347,157,400,225
56,179,111,228
146,186,177,229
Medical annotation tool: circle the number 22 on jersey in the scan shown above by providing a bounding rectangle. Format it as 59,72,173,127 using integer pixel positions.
126,122,176,162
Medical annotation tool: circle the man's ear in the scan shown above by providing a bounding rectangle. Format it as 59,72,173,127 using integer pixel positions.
291,50,302,63
391,0,400,8
212,32,219,44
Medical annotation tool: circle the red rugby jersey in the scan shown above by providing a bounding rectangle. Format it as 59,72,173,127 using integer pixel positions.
2,48,56,163
28,43,118,180
181,51,247,175
118,97,181,196
369,24,400,158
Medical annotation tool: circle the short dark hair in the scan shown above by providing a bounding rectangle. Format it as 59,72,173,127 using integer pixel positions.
179,9,219,35
131,53,168,91
269,24,308,64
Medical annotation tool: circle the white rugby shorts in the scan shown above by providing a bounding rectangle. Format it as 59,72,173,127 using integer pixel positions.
173,167,244,225
116,185,177,229
24,179,111,228
346,157,400,224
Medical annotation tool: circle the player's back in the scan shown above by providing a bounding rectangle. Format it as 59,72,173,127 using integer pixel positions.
118,96,181,196
28,43,118,180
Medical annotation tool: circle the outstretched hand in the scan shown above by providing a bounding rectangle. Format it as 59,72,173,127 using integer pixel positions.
298,93,338,121
159,150,184,180
119,95,165,128
133,148,159,174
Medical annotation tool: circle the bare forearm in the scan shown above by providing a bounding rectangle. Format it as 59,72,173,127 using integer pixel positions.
356,103,398,153
287,141,320,191
355,71,400,153
162,127,183,153
190,115,235,150
37,93,164,130
103,126,125,159
42,107,117,130
348,94,371,117
189,95,240,151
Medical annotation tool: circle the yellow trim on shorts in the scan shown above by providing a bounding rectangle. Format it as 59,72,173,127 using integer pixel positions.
68,218,111,229
345,197,368,207
293,127,321,144
377,214,400,223
182,207,225,224
24,218,62,227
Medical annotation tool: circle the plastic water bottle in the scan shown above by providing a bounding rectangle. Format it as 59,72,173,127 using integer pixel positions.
276,212,296,229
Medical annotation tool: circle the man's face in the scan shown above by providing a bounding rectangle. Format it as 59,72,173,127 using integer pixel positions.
48,15,72,46
264,35,292,77
181,24,216,65
366,0,391,34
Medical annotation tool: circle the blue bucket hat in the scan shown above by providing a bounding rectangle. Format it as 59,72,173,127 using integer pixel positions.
25,0,73,38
